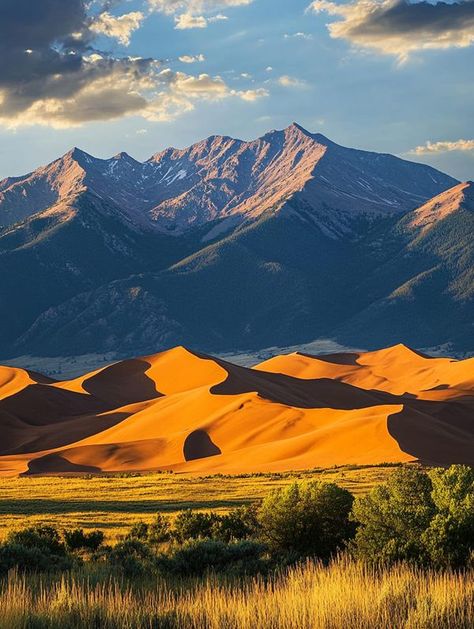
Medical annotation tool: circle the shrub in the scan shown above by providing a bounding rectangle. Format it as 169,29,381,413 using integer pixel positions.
0,526,73,574
63,528,104,552
211,505,260,543
257,481,355,559
126,515,171,545
107,539,157,577
149,514,172,544
173,510,219,543
159,539,268,577
126,521,150,542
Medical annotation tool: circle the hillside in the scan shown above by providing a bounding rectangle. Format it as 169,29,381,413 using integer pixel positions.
0,344,472,476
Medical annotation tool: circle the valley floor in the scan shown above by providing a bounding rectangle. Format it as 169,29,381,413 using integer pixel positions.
0,465,395,542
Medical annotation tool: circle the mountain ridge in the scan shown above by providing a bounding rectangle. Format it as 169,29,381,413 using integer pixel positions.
0,124,471,360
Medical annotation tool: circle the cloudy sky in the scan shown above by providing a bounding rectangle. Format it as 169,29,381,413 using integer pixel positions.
0,0,473,180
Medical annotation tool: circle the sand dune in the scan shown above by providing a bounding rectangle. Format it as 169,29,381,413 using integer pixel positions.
0,344,472,476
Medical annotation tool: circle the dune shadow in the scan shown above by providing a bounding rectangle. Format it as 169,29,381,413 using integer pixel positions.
298,351,360,366
82,359,163,405
211,361,399,410
22,454,101,476
183,430,221,461
387,401,474,465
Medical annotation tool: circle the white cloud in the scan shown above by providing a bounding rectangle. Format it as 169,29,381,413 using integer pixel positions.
284,32,313,40
179,54,206,63
174,13,208,28
90,11,144,46
308,0,474,62
410,139,474,155
208,13,229,21
277,75,308,88
150,1,249,28
149,0,252,13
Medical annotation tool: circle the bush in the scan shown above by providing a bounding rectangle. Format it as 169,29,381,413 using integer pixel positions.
64,529,104,552
173,510,219,543
0,526,73,574
126,515,171,545
159,539,268,577
149,514,172,544
257,481,355,559
126,521,150,542
351,465,474,567
211,505,260,543
107,539,157,577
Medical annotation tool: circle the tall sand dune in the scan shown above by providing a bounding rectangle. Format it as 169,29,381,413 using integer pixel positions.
0,344,472,475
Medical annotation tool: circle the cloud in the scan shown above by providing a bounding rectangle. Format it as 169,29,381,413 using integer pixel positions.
179,54,206,63
90,11,144,46
277,75,308,88
148,0,252,13
174,13,208,28
410,139,474,154
284,32,313,40
149,0,248,28
308,0,474,61
0,0,266,128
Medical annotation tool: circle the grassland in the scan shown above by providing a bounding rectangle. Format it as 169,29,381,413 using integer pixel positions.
0,465,397,542
1,558,473,629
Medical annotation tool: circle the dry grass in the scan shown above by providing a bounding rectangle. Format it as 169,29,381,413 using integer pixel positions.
0,558,472,628
0,465,396,542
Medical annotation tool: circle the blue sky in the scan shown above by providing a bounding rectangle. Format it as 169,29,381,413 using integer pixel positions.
0,0,473,180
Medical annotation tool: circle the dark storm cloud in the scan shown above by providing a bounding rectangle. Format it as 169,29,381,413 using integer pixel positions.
0,0,157,123
309,0,474,60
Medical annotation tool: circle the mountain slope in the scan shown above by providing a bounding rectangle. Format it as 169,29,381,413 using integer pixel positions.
0,345,472,476
334,182,474,349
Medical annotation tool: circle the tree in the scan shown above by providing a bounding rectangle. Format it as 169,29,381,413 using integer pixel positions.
257,481,354,559
423,465,474,567
351,467,435,564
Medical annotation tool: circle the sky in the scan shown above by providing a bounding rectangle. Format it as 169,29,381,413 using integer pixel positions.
0,0,473,180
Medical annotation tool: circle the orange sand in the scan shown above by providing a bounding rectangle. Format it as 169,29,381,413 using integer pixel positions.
0,344,472,476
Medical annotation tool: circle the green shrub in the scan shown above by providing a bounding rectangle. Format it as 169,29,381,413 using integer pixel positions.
257,481,355,560
148,514,172,544
209,505,259,543
107,539,157,577
159,539,268,577
126,521,150,542
173,510,219,543
0,526,73,574
126,515,171,545
63,528,104,552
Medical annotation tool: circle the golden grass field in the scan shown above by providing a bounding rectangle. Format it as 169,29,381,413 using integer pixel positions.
1,557,473,629
0,465,397,542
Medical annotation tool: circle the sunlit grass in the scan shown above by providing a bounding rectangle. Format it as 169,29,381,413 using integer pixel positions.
1,557,472,629
0,465,397,542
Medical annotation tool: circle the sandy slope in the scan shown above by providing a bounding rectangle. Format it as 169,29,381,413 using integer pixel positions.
0,344,472,476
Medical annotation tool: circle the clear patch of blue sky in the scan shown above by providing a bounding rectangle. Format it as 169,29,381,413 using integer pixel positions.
0,0,472,180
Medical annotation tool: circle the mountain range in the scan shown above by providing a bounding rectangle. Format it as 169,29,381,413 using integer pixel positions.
0,344,473,475
0,122,472,360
